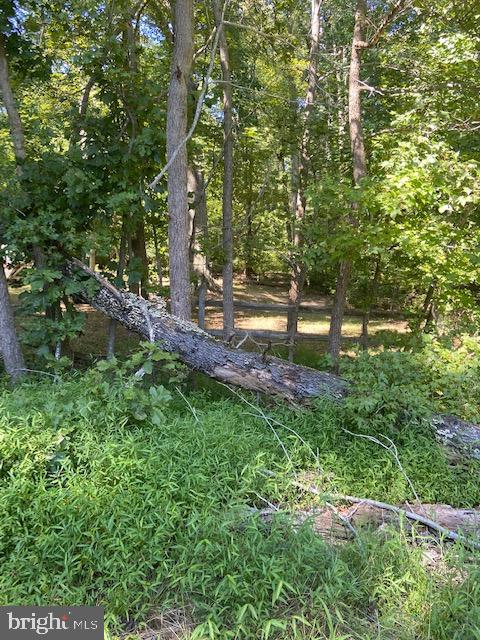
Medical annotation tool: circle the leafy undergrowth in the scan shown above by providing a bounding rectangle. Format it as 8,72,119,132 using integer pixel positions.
1,342,480,638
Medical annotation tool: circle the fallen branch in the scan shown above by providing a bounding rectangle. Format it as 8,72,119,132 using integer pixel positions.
207,328,360,343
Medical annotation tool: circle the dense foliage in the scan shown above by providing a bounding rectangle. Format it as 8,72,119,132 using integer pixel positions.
1,0,479,353
0,340,480,637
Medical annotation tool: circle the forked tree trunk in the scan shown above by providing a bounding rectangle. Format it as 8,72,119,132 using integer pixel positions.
328,0,367,370
213,0,234,340
166,0,194,320
68,259,480,461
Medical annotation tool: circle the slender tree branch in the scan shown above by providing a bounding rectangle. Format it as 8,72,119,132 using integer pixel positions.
367,0,413,48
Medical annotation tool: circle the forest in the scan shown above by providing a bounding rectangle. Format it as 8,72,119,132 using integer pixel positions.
0,0,480,637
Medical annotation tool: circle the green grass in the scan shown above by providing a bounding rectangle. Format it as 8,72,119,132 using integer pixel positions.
0,360,479,638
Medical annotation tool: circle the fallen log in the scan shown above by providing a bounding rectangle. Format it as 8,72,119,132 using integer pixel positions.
68,260,480,460
68,259,347,402
246,502,480,548
256,469,480,548
292,478,480,549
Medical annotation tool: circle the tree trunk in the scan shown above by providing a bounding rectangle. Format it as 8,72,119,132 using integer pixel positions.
69,258,347,401
244,151,255,280
328,0,367,368
152,225,163,290
328,260,351,372
349,1,368,186
286,0,323,358
0,260,25,382
0,34,26,169
166,0,194,320
188,166,209,330
131,217,149,299
245,214,254,280
106,229,127,359
89,249,96,272
287,153,303,362
0,35,26,381
360,257,381,350
68,258,480,461
422,283,436,332
213,0,234,340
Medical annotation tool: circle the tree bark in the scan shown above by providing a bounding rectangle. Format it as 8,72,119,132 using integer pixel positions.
349,0,368,186
130,217,150,299
213,0,234,340
89,249,96,272
360,257,381,350
0,35,25,381
328,260,352,371
68,259,480,461
248,502,480,546
106,228,127,358
328,0,367,370
0,34,26,168
0,260,25,382
188,166,209,329
152,224,163,290
286,0,323,358
69,258,347,401
166,0,194,320
245,152,255,280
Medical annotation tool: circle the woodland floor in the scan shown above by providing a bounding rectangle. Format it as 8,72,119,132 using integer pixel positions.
9,278,407,366
204,280,407,336
4,280,480,639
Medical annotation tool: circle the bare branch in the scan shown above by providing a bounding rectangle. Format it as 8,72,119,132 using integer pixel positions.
367,0,413,48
